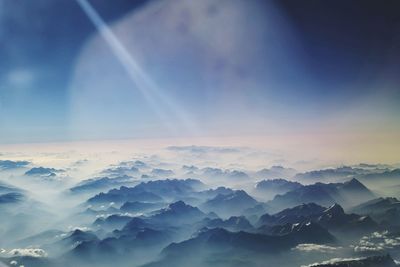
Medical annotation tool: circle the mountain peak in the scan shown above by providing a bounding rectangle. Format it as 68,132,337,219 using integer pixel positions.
324,203,344,215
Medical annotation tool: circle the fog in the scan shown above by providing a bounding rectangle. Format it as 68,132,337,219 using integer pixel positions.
0,141,399,267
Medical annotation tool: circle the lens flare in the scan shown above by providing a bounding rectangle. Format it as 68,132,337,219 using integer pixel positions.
75,0,198,135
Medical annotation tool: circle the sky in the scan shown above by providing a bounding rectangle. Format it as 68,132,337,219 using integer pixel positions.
0,0,399,162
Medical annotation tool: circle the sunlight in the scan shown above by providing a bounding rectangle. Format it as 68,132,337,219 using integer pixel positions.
75,0,198,135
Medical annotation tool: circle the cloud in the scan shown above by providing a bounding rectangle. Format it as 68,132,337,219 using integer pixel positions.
151,168,174,177
0,160,30,170
353,231,400,253
293,243,340,253
7,248,47,258
301,257,362,267
166,145,242,154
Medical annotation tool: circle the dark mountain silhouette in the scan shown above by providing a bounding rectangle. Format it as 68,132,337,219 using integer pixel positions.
200,190,259,218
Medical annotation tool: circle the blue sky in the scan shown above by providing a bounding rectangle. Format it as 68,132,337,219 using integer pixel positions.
0,0,399,145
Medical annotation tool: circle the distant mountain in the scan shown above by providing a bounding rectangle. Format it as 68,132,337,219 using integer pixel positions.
268,178,374,211
258,203,326,226
255,166,297,179
254,178,303,198
227,170,249,181
53,229,99,253
0,192,24,204
101,165,139,177
0,181,23,194
306,254,398,267
258,221,335,243
358,169,400,187
194,186,235,200
120,201,165,213
0,160,30,170
88,187,162,205
87,177,203,205
70,175,137,194
294,166,366,182
200,190,259,218
24,167,64,176
315,204,378,235
151,168,174,177
200,167,250,181
132,179,206,199
350,197,400,225
118,217,151,236
200,216,253,232
150,201,206,225
93,214,133,231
